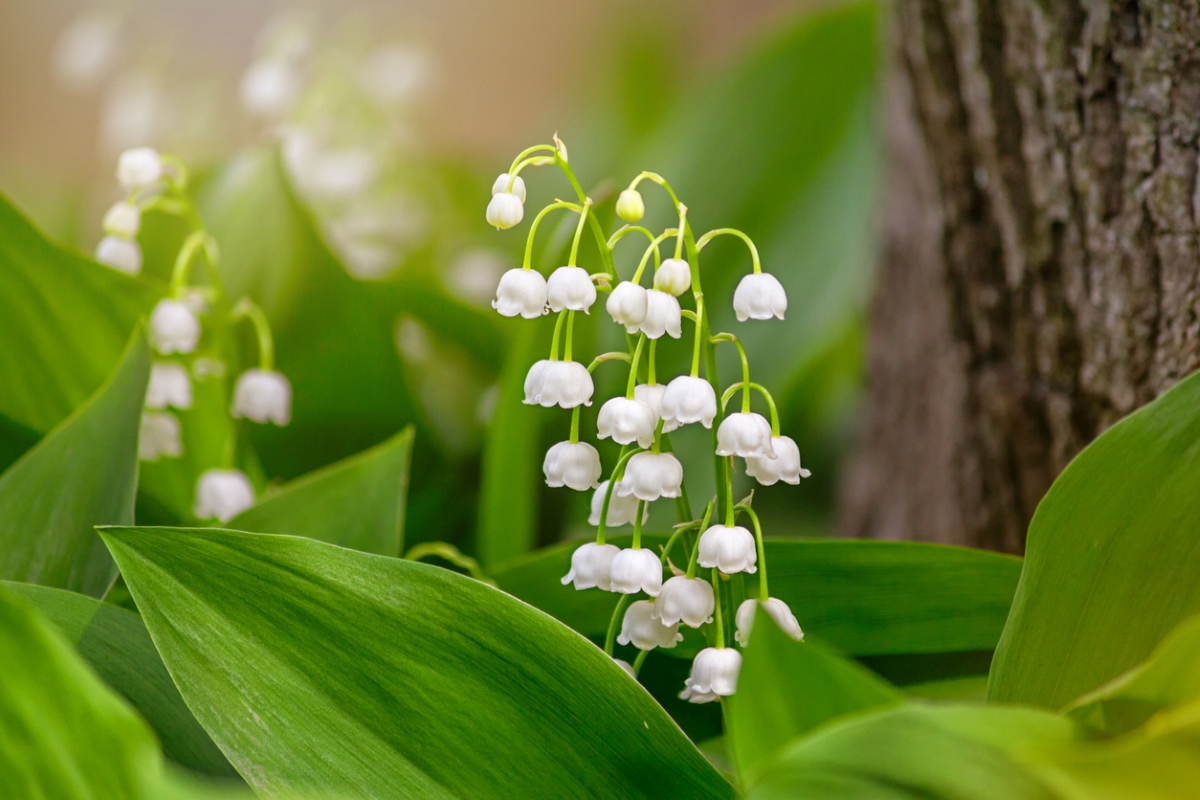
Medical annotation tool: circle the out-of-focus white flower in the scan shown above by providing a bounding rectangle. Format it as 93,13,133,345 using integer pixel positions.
94,236,142,275
490,173,527,203
597,396,657,448
616,189,645,222
524,360,593,409
543,441,602,491
609,548,663,596
102,202,140,238
561,542,620,591
334,238,397,280
716,412,776,459
634,383,679,433
240,59,300,118
446,249,507,306
699,524,758,574
103,77,162,156
656,576,715,628
149,300,201,355
486,192,524,230
618,600,682,650
546,266,597,313
145,362,192,410
638,290,682,339
735,597,804,645
680,647,741,702
733,273,787,321
492,268,547,319
232,369,292,426
138,412,182,461
588,481,648,527
617,452,683,502
54,13,120,91
746,436,811,486
606,281,648,333
613,658,638,679
282,131,378,202
192,358,226,380
194,469,255,522
360,44,430,106
661,376,718,430
116,146,163,191
653,258,691,296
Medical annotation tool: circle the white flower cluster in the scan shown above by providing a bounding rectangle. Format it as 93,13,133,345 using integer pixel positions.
94,147,164,276
487,140,809,703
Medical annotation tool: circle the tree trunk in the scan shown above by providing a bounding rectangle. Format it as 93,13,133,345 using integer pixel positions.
842,0,1200,553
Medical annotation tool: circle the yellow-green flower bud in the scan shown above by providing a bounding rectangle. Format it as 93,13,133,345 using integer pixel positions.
616,189,645,222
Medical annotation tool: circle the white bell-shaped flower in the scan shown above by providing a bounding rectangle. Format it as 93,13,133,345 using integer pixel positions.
194,469,255,523
588,481,647,527
117,147,163,190
716,412,776,458
145,362,192,410
491,173,527,203
680,647,742,701
95,236,142,275
735,597,804,646
638,290,682,339
232,369,292,426
661,375,718,429
613,658,638,679
596,396,657,448
102,202,140,238
617,451,683,501
486,192,524,230
546,266,597,313
616,189,645,222
543,441,602,491
609,547,663,596
149,300,201,355
745,435,811,486
655,576,715,628
618,600,682,650
733,272,787,321
653,258,692,296
138,412,182,461
492,268,547,319
606,281,648,332
561,542,620,591
634,383,679,433
699,524,758,574
525,360,593,408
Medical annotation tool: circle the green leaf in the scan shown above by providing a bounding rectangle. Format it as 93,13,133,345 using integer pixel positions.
0,192,158,434
494,537,1021,657
726,611,902,787
0,331,149,596
229,427,414,556
0,583,160,799
2,581,236,778
988,370,1200,709
101,526,734,799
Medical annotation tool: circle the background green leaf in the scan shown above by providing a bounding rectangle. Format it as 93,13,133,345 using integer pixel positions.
103,526,734,799
0,331,148,596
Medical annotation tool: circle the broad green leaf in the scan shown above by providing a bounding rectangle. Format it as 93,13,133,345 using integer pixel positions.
905,675,990,702
989,370,1200,709
494,537,1021,656
726,610,901,787
102,526,734,799
0,411,39,476
0,331,148,596
229,427,414,556
0,584,160,799
3,581,235,778
0,192,158,434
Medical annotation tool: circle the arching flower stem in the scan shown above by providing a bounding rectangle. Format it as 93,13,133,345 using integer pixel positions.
696,227,762,274
647,338,658,385
628,171,682,211
736,504,769,602
720,381,781,437
630,229,675,285
689,295,706,378
567,199,591,267
685,500,716,579
605,593,633,656
548,310,567,361
632,649,649,674
523,202,581,271
632,500,647,550
169,230,223,299
710,567,726,649
711,333,752,413
231,298,274,371
625,334,647,399
596,447,641,544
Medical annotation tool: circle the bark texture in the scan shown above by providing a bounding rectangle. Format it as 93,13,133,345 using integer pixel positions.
843,0,1200,553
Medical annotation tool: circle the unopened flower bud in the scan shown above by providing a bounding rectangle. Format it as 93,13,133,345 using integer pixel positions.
102,202,140,238
653,258,691,296
716,412,775,458
138,412,182,461
149,300,201,355
746,435,811,486
145,362,192,410
617,452,683,502
232,369,292,426
561,541,620,591
588,480,648,527
546,266,597,313
698,524,757,574
95,236,142,275
493,268,548,318
524,360,593,408
680,647,741,703
638,290,682,340
609,548,663,596
116,147,163,190
618,600,682,650
733,272,787,321
606,281,648,333
194,469,255,522
656,576,715,628
616,189,645,222
661,375,717,429
486,192,524,230
491,173,527,203
543,441,602,491
597,396,657,448
735,597,804,646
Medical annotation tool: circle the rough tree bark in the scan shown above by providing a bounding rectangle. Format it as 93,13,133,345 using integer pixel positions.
841,0,1200,553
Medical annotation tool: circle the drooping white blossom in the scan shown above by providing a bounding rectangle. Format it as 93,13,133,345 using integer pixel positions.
95,236,142,275
616,189,645,222
655,576,715,628
617,452,683,502
609,548,663,596
138,412,182,461
634,383,679,433
546,266,597,313
618,600,682,650
543,441,602,491
116,147,163,191
716,412,776,459
613,658,638,679
638,290,682,340
661,375,718,430
145,362,192,410
680,647,742,702
606,281,648,333
653,258,691,297
149,300,201,355
523,360,550,404
486,192,524,230
102,202,141,238
194,469,255,522
490,173,527,203
232,369,292,426
561,542,621,591
733,272,787,321
588,481,647,527
596,396,657,448
524,360,593,409
698,524,758,574
492,268,547,319
735,597,804,646
745,436,811,486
